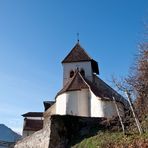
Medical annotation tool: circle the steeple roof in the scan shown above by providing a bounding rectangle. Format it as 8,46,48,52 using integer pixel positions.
62,43,92,63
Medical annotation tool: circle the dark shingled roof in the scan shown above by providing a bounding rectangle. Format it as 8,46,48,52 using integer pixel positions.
23,119,43,131
87,76,129,107
62,43,92,63
62,43,99,74
57,71,88,96
43,101,55,111
56,71,129,107
22,112,43,117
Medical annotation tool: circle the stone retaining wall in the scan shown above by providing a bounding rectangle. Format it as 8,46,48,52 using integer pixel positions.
14,116,51,148
15,115,121,148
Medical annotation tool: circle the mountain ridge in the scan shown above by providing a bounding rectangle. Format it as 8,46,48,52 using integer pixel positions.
0,124,21,142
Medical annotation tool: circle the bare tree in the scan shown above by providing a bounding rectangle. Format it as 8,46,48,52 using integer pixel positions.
126,44,148,116
112,96,125,134
112,77,143,135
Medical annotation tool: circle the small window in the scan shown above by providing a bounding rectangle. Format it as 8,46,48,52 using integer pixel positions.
80,69,85,77
70,70,74,78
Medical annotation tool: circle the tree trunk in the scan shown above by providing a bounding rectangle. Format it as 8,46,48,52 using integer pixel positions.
113,97,125,134
125,91,143,135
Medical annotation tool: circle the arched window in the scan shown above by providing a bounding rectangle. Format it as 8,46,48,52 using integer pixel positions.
70,70,74,78
80,69,85,77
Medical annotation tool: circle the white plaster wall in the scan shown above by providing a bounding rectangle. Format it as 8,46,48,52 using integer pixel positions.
63,62,93,85
56,93,67,115
90,91,124,118
56,89,90,117
90,91,104,117
56,89,124,118
65,91,78,115
26,117,43,120
66,89,90,116
77,89,90,116
102,101,124,118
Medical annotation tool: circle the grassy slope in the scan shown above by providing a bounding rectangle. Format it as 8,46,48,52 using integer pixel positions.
72,114,148,148
72,131,148,148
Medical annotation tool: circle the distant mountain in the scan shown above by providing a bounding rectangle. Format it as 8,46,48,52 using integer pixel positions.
0,124,21,142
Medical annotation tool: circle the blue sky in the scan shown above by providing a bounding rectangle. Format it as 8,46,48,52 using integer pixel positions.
0,0,148,133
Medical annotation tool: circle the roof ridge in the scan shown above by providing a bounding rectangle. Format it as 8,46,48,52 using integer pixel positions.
77,43,92,59
62,43,92,63
55,71,79,98
65,70,80,90
55,70,89,98
78,72,91,88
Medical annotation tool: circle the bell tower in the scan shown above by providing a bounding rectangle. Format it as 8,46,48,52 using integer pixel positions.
62,42,99,86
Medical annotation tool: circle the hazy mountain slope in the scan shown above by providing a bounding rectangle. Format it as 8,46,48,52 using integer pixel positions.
0,124,21,142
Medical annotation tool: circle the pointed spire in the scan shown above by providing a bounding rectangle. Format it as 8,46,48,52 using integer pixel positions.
62,43,92,63
77,33,79,43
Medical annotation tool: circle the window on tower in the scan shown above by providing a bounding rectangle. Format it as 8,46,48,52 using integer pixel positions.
80,69,85,77
70,70,74,78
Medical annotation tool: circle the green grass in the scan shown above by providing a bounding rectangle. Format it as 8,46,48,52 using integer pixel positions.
72,116,148,148
72,131,148,148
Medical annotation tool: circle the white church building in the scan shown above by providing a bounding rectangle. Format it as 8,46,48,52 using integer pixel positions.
15,42,129,147
18,41,130,141
45,42,128,118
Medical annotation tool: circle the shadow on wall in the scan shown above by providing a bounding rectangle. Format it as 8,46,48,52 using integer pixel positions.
49,115,122,148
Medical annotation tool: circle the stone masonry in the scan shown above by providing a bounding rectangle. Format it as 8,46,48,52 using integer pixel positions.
15,115,121,148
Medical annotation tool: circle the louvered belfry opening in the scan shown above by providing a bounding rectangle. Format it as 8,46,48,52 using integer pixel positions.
70,70,74,78
80,69,85,77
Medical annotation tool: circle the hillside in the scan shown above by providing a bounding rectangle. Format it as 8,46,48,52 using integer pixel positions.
72,116,148,148
0,124,21,142
72,131,148,148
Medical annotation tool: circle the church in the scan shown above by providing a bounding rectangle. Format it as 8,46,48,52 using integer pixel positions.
54,42,128,118
21,42,128,137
